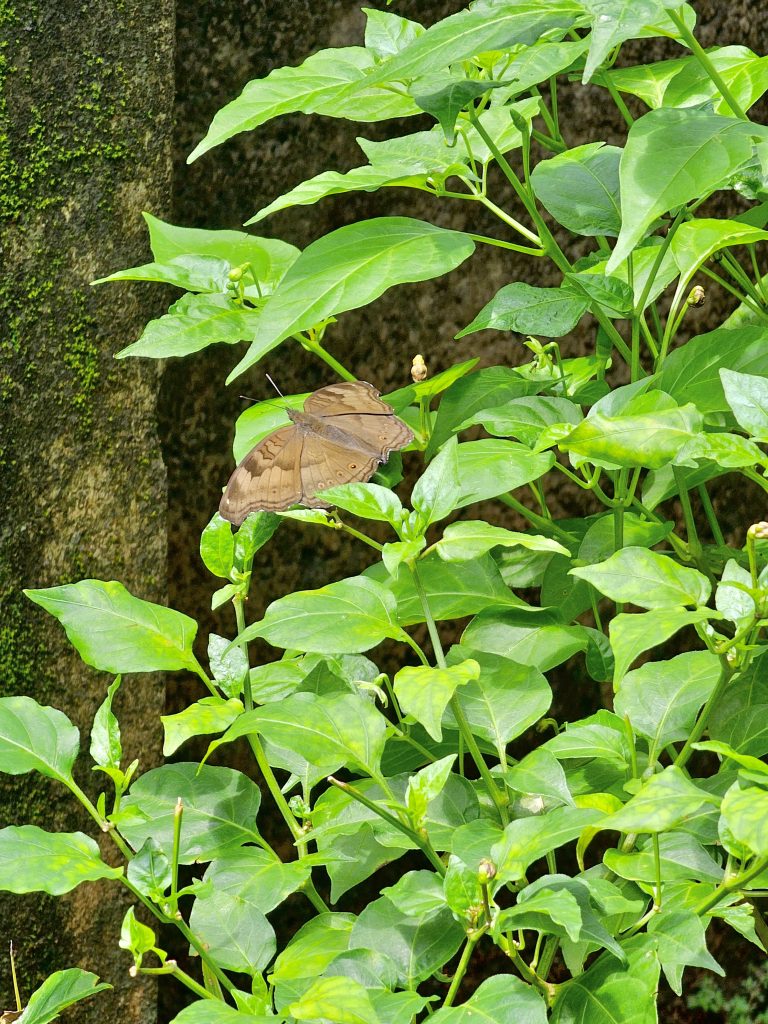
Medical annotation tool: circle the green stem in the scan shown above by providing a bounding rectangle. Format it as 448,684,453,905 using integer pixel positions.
748,244,768,304
634,207,688,316
328,777,446,875
652,834,662,907
697,484,725,546
442,932,482,1008
720,250,767,308
701,265,768,320
298,335,356,382
666,8,748,119
138,961,217,1003
409,565,509,825
694,855,768,915
468,232,544,257
674,658,734,770
476,195,542,245
499,493,574,544
673,467,705,569
599,72,634,128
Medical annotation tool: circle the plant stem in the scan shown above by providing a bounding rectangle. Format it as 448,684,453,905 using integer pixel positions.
328,776,446,875
666,8,748,119
298,335,356,381
139,961,217,1003
468,232,543,257
409,565,509,825
499,493,574,544
694,855,768,915
442,932,482,1008
674,658,734,769
697,484,725,546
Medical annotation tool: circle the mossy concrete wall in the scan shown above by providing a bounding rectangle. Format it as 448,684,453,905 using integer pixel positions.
0,2,173,1021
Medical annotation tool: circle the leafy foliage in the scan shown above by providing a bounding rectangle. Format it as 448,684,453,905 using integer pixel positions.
11,2,768,1022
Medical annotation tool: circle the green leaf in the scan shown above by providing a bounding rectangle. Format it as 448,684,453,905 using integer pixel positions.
658,326,768,415
208,634,248,698
126,838,171,900
200,513,235,579
720,782,768,857
189,47,419,163
604,766,718,833
670,219,768,298
491,39,589,101
0,826,122,894
610,607,716,684
232,394,307,462
721,367,768,438
212,692,387,776
227,218,475,381
455,440,554,506
90,677,122,773
367,553,526,626
119,906,156,968
412,79,503,144
578,511,673,564
25,579,199,674
113,763,262,863
531,143,622,237
364,8,425,60
608,108,760,271
505,748,574,807
463,610,587,672
161,697,243,756
93,254,231,293
313,483,404,527
170,1003,272,1024
394,660,479,741
412,436,461,527
426,365,535,457
544,712,629,765
715,559,755,629
648,909,723,995
604,831,723,885
550,940,660,1024
492,806,603,884
471,396,583,447
435,521,567,562
456,282,589,339
143,213,299,287
662,45,768,116
350,898,464,988
430,975,547,1024
581,0,689,84
496,886,583,943
272,913,355,988
117,293,262,359
0,696,79,784
233,510,282,564
239,575,404,654
189,889,276,974
571,546,710,609
564,270,634,318
560,404,702,469
289,976,379,1024
202,847,310,914
615,651,721,751
447,647,552,755
357,2,583,86
406,755,457,826
17,969,111,1024
383,870,446,917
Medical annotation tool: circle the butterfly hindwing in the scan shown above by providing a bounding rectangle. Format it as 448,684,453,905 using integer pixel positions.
299,433,380,507
219,426,303,524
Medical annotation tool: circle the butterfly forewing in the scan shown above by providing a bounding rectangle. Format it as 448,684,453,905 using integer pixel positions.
303,380,393,416
219,426,303,524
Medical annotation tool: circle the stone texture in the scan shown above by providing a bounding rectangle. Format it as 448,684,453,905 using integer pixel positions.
0,1,173,1021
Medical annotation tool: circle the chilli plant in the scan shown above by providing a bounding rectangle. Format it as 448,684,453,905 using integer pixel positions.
7,2,768,1022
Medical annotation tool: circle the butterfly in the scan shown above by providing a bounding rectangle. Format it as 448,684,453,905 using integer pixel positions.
219,380,413,526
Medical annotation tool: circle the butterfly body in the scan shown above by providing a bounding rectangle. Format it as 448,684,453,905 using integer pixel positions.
219,381,413,526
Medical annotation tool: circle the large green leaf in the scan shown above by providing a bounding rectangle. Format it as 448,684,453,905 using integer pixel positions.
202,847,310,915
615,651,721,752
117,293,261,360
288,976,379,1024
239,575,405,654
610,607,715,684
435,522,567,562
670,219,768,299
492,806,603,884
550,940,660,1024
188,889,275,974
721,368,768,438
227,218,475,381
608,108,760,271
472,395,583,447
491,39,589,101
208,692,388,776
412,436,461,528
426,366,535,457
531,143,622,237
356,2,583,86
350,898,464,988
412,79,506,144
364,8,425,60
394,660,479,741
658,326,768,414
648,908,723,996
113,763,262,863
603,766,718,833
560,404,702,469
25,579,199,674
170,1004,273,1024
456,282,589,338
0,826,122,894
455,440,554,506
571,547,711,609
720,782,768,857
0,696,79,784
143,213,299,287
446,647,552,755
580,0,690,84
463,610,587,672
17,969,111,1024
188,47,419,162
272,913,355,992
161,697,243,756
430,975,547,1024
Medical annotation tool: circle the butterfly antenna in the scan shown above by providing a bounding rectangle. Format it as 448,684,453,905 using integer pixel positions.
265,373,284,398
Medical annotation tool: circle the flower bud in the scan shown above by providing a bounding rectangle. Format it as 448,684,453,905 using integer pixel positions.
477,858,497,883
687,285,705,307
228,266,244,282
411,354,427,383
748,521,768,540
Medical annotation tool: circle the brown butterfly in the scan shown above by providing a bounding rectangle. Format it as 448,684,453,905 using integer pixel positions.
219,381,413,526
